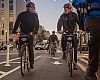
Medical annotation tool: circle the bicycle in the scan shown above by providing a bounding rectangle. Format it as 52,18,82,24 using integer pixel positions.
18,32,34,76
66,33,77,77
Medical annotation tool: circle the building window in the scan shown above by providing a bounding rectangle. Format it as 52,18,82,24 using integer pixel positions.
9,17,13,21
9,22,13,34
1,17,4,21
9,0,13,13
0,0,1,8
2,3,4,8
2,30,4,35
2,23,4,28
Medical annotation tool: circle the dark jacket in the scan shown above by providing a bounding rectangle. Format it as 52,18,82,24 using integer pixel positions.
49,35,58,43
13,11,39,33
57,11,84,33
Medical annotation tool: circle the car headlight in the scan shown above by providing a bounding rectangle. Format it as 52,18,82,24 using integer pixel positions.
67,37,72,41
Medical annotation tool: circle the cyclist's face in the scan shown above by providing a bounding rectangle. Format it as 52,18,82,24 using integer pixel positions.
64,7,71,13
26,6,35,12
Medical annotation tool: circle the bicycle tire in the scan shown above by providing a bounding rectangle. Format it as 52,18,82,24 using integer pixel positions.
70,48,73,77
26,46,30,71
20,46,25,76
20,46,27,76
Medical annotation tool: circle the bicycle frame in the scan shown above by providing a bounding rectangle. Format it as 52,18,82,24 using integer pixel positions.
18,34,31,76
66,33,75,77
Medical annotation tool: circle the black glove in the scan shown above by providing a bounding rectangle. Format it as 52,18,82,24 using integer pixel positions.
12,30,16,34
75,2,91,13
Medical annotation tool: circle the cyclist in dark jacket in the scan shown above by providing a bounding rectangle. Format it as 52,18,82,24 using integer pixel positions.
49,31,58,43
48,31,58,55
57,3,83,69
72,0,100,80
12,2,39,69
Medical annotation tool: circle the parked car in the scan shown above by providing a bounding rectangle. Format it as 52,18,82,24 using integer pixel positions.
35,42,45,50
0,43,13,51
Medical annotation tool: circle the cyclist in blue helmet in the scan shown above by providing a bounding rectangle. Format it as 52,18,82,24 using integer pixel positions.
57,3,83,69
72,0,100,80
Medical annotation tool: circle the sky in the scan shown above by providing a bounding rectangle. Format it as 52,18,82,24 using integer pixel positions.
32,0,69,33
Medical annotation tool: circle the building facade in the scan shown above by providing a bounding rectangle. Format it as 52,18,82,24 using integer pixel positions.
0,0,27,43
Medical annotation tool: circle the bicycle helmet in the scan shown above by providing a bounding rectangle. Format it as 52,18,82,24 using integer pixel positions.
26,2,35,7
63,3,71,9
52,31,55,34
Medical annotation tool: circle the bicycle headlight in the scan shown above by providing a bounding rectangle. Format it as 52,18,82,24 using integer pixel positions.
67,37,72,41
21,38,27,42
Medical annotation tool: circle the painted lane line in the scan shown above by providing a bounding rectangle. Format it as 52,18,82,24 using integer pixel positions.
0,57,20,65
9,62,20,64
0,53,41,65
79,58,88,64
0,71,6,75
77,62,86,72
0,56,41,79
0,66,20,79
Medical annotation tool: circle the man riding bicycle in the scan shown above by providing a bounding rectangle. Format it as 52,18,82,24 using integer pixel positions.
12,2,39,69
57,3,83,69
48,31,58,55
72,0,100,80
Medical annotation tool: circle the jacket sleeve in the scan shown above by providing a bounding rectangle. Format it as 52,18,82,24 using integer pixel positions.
34,13,39,34
55,35,58,41
57,14,63,31
13,13,22,32
75,13,85,30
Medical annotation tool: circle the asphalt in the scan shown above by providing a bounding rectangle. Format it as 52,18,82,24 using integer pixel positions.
1,51,85,80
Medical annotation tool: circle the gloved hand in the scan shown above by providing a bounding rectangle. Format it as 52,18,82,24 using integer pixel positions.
34,31,38,35
75,2,91,13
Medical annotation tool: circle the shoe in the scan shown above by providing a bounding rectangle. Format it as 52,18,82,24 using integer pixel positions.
73,63,78,70
85,67,97,80
30,64,34,69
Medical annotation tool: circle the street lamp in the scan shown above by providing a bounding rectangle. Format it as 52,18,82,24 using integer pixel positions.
5,30,7,44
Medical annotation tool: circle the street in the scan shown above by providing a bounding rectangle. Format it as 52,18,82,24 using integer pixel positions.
0,50,99,80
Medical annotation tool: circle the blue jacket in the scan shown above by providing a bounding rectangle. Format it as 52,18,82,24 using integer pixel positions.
72,0,100,17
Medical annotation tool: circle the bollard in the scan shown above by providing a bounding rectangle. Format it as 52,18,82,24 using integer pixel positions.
4,44,10,66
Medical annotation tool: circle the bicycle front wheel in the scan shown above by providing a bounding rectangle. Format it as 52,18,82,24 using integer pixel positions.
70,48,73,77
20,46,26,76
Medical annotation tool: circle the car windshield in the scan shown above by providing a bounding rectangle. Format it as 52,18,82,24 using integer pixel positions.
37,42,44,45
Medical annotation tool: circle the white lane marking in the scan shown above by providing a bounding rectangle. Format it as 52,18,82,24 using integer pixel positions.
0,71,6,75
0,66,20,79
34,56,41,60
0,55,41,79
79,58,88,64
0,52,41,64
51,61,63,65
0,52,18,55
9,62,20,64
0,58,20,65
52,57,62,60
77,62,86,72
